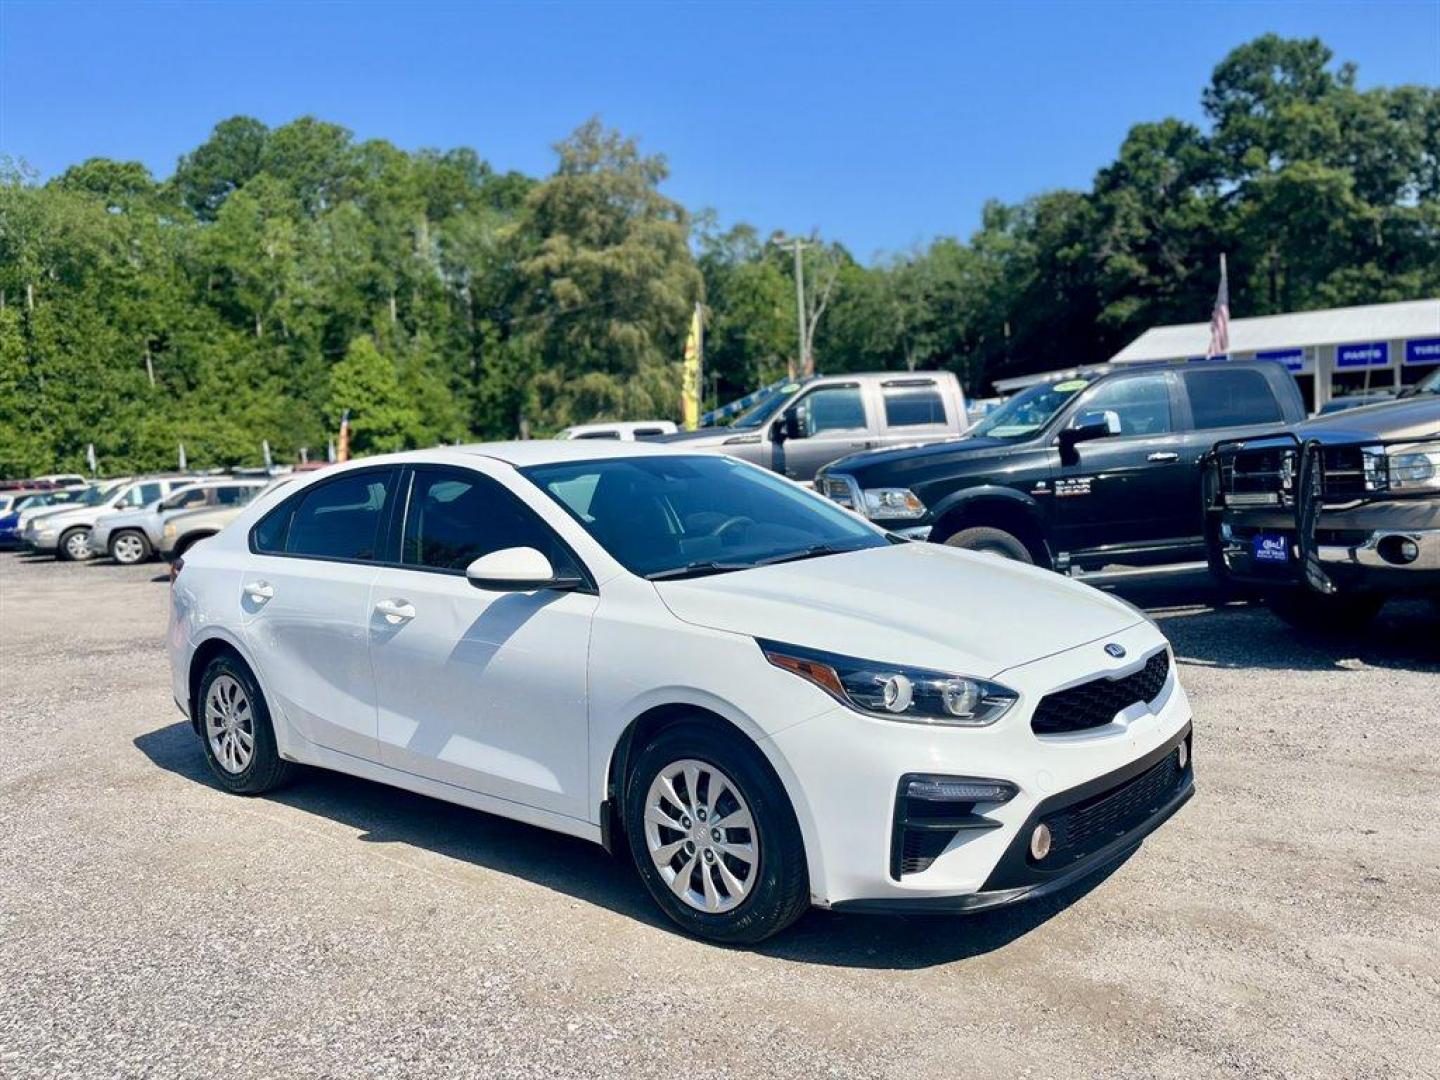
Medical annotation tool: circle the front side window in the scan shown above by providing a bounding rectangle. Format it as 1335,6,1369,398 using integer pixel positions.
1183,369,1283,429
883,385,946,427
524,455,887,580
796,385,867,435
216,486,260,506
400,467,581,576
1071,375,1173,436
278,471,393,561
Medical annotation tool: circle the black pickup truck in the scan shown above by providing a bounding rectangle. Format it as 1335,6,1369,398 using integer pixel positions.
816,360,1306,572
1204,394,1440,627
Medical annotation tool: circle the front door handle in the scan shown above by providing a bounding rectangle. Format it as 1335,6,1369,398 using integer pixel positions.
374,598,416,624
243,580,274,602
1147,451,1180,463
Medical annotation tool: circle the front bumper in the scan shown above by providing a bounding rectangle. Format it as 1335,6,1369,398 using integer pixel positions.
768,619,1193,908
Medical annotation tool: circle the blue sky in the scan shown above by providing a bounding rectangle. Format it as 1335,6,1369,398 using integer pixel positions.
2,1,1436,261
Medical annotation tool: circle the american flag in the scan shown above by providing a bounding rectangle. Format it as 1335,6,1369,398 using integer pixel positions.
1206,253,1230,358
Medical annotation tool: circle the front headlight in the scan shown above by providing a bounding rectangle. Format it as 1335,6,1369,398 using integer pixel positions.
759,639,1017,726
861,487,926,520
1386,443,1440,491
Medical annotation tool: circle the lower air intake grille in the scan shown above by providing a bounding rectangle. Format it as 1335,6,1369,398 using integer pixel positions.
1042,748,1186,866
1031,651,1170,735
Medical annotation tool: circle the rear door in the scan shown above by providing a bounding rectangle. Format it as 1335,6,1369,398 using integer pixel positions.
872,377,956,452
1048,371,1189,552
240,468,396,761
367,464,597,818
1173,366,1290,538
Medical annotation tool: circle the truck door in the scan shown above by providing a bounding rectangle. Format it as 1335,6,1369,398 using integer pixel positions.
1048,371,1189,553
779,382,876,483
872,377,956,453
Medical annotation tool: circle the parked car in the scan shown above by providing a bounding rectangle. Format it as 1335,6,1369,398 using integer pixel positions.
0,489,84,547
1316,390,1396,416
556,421,679,441
93,478,268,564
169,441,1193,944
22,475,193,560
32,473,88,488
815,360,1306,571
658,371,968,484
1205,396,1440,627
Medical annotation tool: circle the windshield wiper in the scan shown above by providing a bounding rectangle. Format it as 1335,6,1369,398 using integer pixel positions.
752,542,860,567
644,561,754,581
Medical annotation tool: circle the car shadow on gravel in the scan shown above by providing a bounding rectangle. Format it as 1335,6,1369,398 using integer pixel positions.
1096,568,1440,673
134,719,1119,969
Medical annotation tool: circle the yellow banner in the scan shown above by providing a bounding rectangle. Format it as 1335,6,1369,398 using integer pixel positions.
681,303,702,431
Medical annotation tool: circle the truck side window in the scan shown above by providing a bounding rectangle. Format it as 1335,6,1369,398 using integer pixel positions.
883,386,946,427
1071,375,1173,436
1183,369,1282,429
798,386,866,435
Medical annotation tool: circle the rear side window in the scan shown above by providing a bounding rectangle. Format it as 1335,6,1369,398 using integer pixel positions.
1183,369,1283,429
259,471,393,561
575,431,622,440
883,385,946,427
400,467,581,576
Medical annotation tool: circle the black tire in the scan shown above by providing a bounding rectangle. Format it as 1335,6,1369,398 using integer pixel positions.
196,653,295,795
57,526,94,562
1265,589,1385,632
624,721,809,945
108,529,153,564
173,532,215,558
943,525,1034,563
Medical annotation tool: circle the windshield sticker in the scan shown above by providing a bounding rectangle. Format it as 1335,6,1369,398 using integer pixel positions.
1053,379,1090,392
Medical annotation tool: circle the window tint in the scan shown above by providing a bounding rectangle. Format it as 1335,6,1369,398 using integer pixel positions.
633,427,666,438
401,467,580,576
575,431,622,440
883,386,946,427
1183,369,1283,429
1072,376,1173,436
799,385,866,435
216,486,260,506
283,471,392,560
166,487,210,510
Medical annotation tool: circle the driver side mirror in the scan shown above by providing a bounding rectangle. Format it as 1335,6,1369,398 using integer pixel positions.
466,547,583,592
771,408,804,443
1058,411,1118,466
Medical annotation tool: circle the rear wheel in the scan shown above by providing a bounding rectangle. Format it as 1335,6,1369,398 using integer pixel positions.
624,722,809,945
58,527,93,562
1266,589,1385,632
197,653,294,795
944,525,1033,563
109,529,152,564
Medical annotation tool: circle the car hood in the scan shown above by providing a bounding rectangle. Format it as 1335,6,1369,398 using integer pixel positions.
25,505,93,527
653,429,761,449
653,542,1143,679
1295,397,1440,441
824,434,1020,477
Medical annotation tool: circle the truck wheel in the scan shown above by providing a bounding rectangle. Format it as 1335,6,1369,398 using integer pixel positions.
1266,590,1385,632
944,526,1033,564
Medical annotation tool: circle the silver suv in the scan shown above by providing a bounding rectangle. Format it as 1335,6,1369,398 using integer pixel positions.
93,479,268,564
23,476,195,560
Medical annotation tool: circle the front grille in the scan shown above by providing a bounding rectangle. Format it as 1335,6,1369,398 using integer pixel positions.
820,475,856,509
1320,445,1383,501
1223,446,1295,506
1042,747,1187,866
1031,650,1170,736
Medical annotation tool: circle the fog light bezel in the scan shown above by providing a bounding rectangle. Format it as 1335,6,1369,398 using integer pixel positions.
1029,822,1052,861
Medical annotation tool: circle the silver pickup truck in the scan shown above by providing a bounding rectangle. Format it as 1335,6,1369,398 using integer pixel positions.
659,371,968,483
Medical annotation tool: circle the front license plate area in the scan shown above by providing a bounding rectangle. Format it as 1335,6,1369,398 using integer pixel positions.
1252,532,1291,565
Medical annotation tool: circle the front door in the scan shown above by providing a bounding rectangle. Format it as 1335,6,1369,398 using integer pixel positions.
780,382,876,482
368,465,596,820
240,468,396,761
1049,372,1189,553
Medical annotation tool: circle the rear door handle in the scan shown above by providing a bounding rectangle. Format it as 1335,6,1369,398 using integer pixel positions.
243,580,274,602
374,598,416,624
1147,452,1180,463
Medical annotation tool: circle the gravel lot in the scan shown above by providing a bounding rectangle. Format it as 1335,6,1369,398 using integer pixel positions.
1,551,1437,1079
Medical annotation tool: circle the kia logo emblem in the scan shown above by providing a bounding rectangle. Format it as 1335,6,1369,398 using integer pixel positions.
1104,643,1127,659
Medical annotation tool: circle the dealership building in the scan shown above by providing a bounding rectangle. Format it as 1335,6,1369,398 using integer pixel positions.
1107,298,1440,412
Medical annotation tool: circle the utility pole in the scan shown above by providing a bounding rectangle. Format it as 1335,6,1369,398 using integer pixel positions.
772,234,809,378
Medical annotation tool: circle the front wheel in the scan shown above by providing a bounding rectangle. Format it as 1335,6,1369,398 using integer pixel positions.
109,529,152,564
58,527,94,562
943,525,1034,563
624,722,809,945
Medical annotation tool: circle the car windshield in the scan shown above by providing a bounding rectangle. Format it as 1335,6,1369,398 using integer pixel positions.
523,455,888,579
728,383,804,430
970,379,1090,439
79,483,121,506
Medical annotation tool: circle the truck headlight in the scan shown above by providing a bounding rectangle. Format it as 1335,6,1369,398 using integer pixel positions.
759,639,1018,726
1386,443,1440,491
862,487,926,520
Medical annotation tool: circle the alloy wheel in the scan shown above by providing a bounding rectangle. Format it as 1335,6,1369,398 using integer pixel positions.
112,534,146,564
64,531,92,560
644,758,758,913
204,674,255,775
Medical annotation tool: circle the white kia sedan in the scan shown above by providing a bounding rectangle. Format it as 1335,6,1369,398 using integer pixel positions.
169,441,1194,944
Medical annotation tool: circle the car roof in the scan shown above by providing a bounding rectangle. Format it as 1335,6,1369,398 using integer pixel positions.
362,440,679,469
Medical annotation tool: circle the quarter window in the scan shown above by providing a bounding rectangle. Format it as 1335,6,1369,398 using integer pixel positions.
401,467,581,576
798,385,866,435
883,385,946,427
281,471,393,561
1183,369,1283,429
1072,376,1173,436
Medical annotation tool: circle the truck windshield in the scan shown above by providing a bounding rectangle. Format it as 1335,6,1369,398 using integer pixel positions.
970,379,1089,439
524,455,887,580
728,384,803,429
